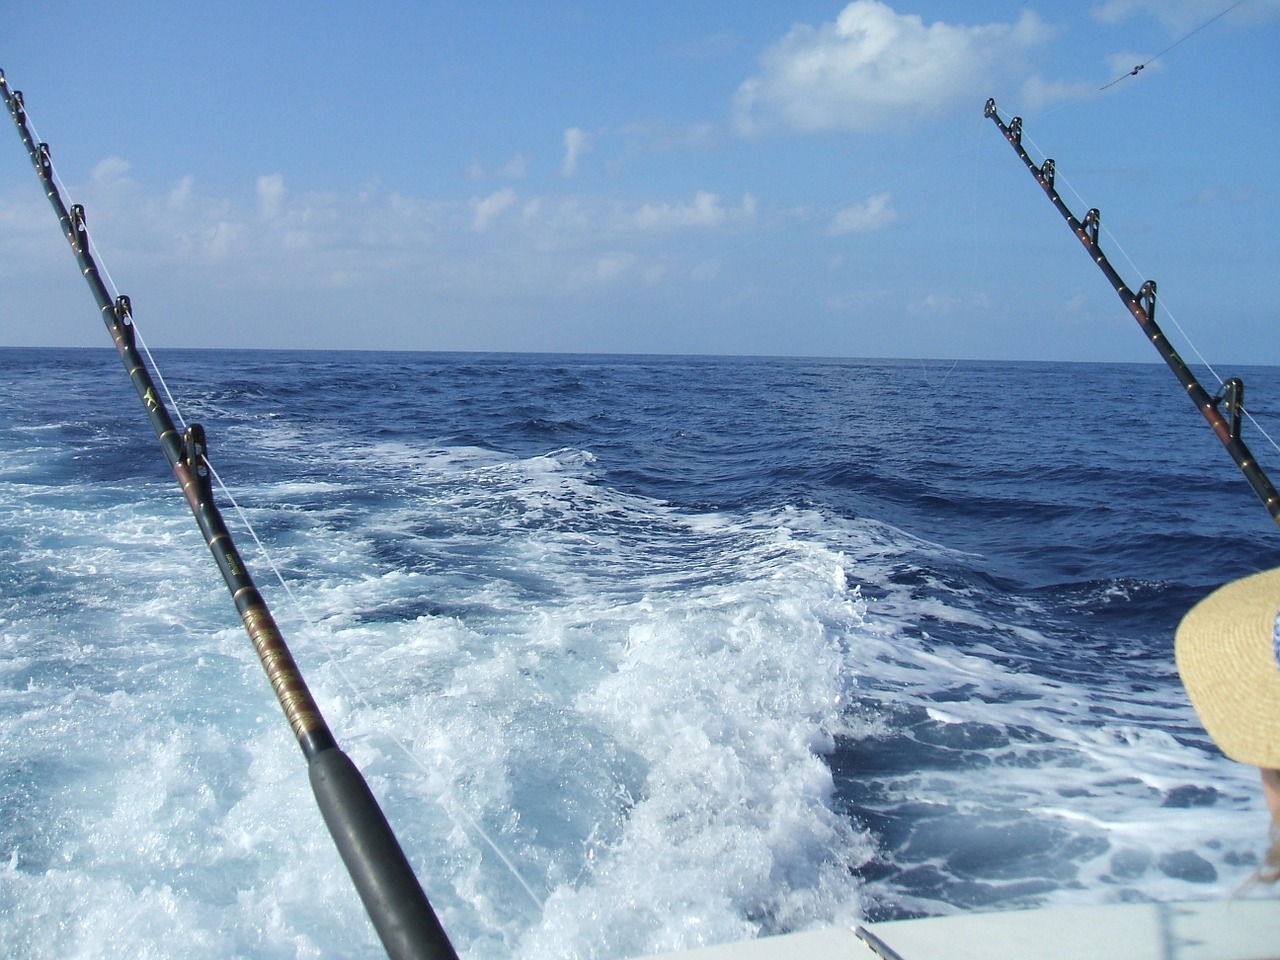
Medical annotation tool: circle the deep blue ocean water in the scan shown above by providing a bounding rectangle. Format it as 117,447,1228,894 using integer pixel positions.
2,347,1278,958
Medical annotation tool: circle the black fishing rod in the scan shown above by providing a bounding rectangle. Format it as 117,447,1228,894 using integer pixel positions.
0,69,459,960
984,97,1280,530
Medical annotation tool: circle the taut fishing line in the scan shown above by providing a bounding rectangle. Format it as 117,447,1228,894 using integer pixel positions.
1022,128,1280,461
987,95,1280,526
204,459,547,911
1100,0,1250,90
10,76,544,916
19,110,191,431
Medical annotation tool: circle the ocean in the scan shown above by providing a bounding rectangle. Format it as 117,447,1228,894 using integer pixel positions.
1,347,1277,959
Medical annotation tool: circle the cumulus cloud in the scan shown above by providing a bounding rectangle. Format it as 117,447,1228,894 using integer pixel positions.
733,1,1054,134
91,156,132,184
630,191,756,231
829,192,898,235
561,127,593,178
471,187,517,232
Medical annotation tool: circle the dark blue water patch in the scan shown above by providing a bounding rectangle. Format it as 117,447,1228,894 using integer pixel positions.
852,803,1106,919
902,814,1107,884
507,416,587,439
345,595,495,625
1156,850,1217,884
1161,784,1221,808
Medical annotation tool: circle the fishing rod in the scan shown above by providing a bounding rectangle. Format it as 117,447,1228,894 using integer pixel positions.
984,97,1280,530
0,69,459,960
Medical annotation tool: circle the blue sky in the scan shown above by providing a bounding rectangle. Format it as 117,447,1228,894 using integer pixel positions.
2,1,1277,362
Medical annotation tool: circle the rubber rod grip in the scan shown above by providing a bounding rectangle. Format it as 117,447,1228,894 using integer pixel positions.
309,748,459,960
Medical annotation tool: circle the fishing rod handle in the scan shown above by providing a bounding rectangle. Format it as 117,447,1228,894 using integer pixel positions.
4,68,461,959
311,749,461,960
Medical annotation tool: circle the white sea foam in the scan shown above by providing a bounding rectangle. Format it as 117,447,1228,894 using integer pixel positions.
1,435,1274,960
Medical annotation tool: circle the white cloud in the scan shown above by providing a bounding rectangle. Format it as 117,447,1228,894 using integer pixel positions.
471,187,517,232
257,173,285,221
521,197,543,224
202,220,240,260
629,191,755,231
595,252,636,280
829,192,898,235
912,293,957,314
632,191,725,230
168,174,194,209
91,156,132,184
734,1,1054,134
561,127,593,178
467,153,528,181
0,157,761,334
499,153,527,180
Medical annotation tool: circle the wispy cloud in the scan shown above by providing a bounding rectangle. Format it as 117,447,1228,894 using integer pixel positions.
257,173,286,221
594,251,636,280
829,192,898,235
561,127,593,178
91,156,132,184
471,187,518,232
2,161,777,318
467,153,528,181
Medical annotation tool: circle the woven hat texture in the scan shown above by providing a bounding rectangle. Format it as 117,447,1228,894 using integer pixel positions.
1175,567,1280,769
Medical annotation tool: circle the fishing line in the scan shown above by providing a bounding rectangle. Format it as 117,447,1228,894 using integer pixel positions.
204,458,547,911
1021,129,1280,460
918,358,959,388
1100,0,1250,90
15,82,544,916
22,108,191,431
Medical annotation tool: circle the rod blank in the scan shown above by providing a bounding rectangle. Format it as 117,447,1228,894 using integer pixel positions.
984,97,1280,529
1,67,460,960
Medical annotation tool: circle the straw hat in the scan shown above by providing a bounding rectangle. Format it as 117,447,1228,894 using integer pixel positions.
1175,567,1280,769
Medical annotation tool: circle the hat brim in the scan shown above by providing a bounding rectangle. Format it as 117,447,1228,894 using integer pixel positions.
1175,567,1280,769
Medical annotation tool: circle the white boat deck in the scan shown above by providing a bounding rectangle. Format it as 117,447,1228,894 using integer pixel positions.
648,900,1280,960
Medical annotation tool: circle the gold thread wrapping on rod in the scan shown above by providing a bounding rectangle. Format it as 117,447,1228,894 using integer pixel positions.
241,604,325,742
